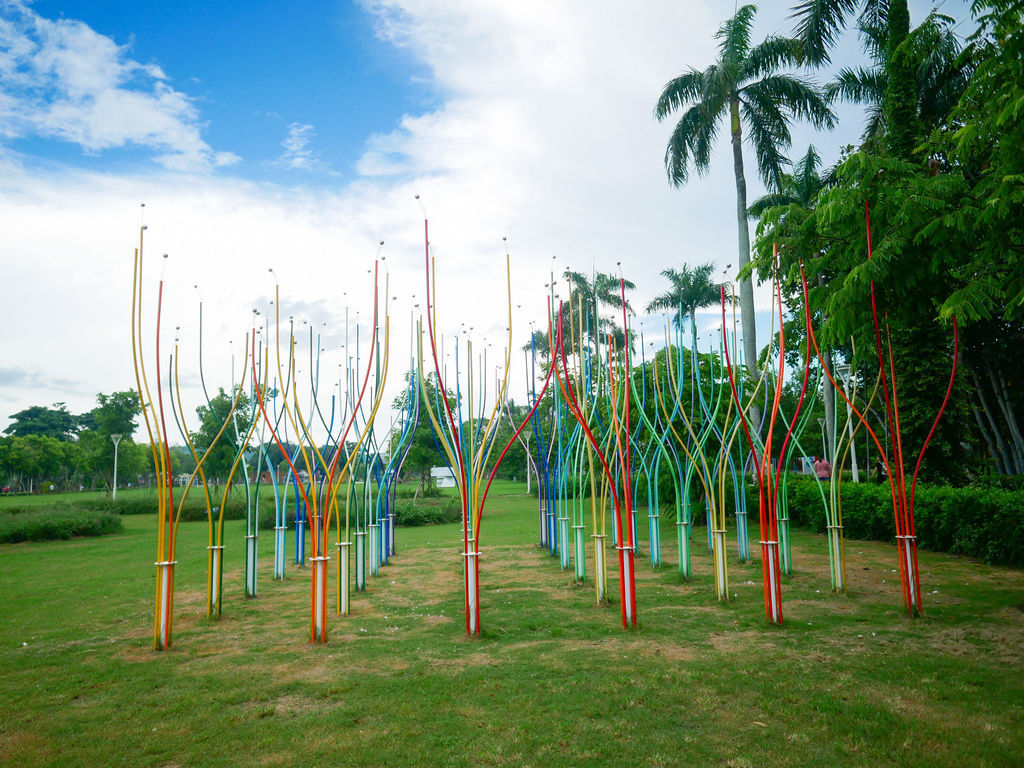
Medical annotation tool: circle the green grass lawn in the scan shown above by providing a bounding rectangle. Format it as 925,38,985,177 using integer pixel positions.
1,480,1022,767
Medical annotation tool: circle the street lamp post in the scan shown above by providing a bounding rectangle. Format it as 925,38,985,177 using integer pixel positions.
111,434,123,500
835,364,860,482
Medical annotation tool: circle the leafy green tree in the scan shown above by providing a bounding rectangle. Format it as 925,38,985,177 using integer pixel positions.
0,434,72,490
87,391,142,438
937,0,1024,323
4,402,79,441
655,4,835,379
933,0,1024,474
72,390,146,489
192,387,253,483
391,372,457,497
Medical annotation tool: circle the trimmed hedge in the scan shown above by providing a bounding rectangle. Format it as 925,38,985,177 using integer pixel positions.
0,506,123,543
774,476,1024,567
77,494,265,522
393,498,461,527
251,498,461,529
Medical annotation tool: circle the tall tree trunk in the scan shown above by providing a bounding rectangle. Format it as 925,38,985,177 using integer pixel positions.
730,97,760,429
987,361,1024,472
884,0,920,159
971,397,1006,474
816,275,836,463
972,370,1015,474
822,351,837,464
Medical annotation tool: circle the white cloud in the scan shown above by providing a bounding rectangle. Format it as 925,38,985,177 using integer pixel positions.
277,122,319,170
0,1,235,171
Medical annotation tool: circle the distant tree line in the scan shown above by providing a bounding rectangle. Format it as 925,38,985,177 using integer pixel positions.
0,392,148,492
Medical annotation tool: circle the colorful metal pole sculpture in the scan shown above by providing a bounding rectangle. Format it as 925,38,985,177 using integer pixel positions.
553,285,638,628
719,301,751,565
130,228,178,650
252,266,385,641
774,364,823,576
380,345,420,564
723,248,812,625
560,295,608,600
505,363,539,496
821,362,872,592
265,387,287,581
169,334,246,618
653,325,728,597
629,331,660,567
651,326,694,579
652,326,718,585
418,216,551,635
819,361,879,592
527,327,557,552
218,328,263,599
563,295,595,585
798,203,959,616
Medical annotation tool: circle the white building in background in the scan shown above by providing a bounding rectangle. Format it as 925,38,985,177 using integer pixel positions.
430,466,456,488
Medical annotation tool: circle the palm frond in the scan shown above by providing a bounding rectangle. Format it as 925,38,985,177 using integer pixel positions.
748,192,798,218
743,35,801,80
789,0,862,64
743,101,791,191
662,103,720,186
794,144,824,202
912,11,973,129
857,0,889,38
826,65,884,105
862,103,886,142
717,4,758,65
751,73,837,128
654,69,705,121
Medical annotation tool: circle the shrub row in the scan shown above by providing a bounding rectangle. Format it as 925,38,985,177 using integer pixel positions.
0,506,123,543
72,494,269,522
764,476,1024,567
0,491,460,544
393,498,462,527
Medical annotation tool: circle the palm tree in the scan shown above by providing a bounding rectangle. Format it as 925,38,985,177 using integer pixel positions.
747,144,827,220
655,4,835,385
823,11,975,147
522,328,552,363
561,269,636,355
645,263,722,333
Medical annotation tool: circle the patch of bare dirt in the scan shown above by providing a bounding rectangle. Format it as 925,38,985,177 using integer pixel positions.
240,692,330,717
706,629,763,653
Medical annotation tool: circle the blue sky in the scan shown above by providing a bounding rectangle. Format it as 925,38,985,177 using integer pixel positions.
12,0,435,183
0,0,974,436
